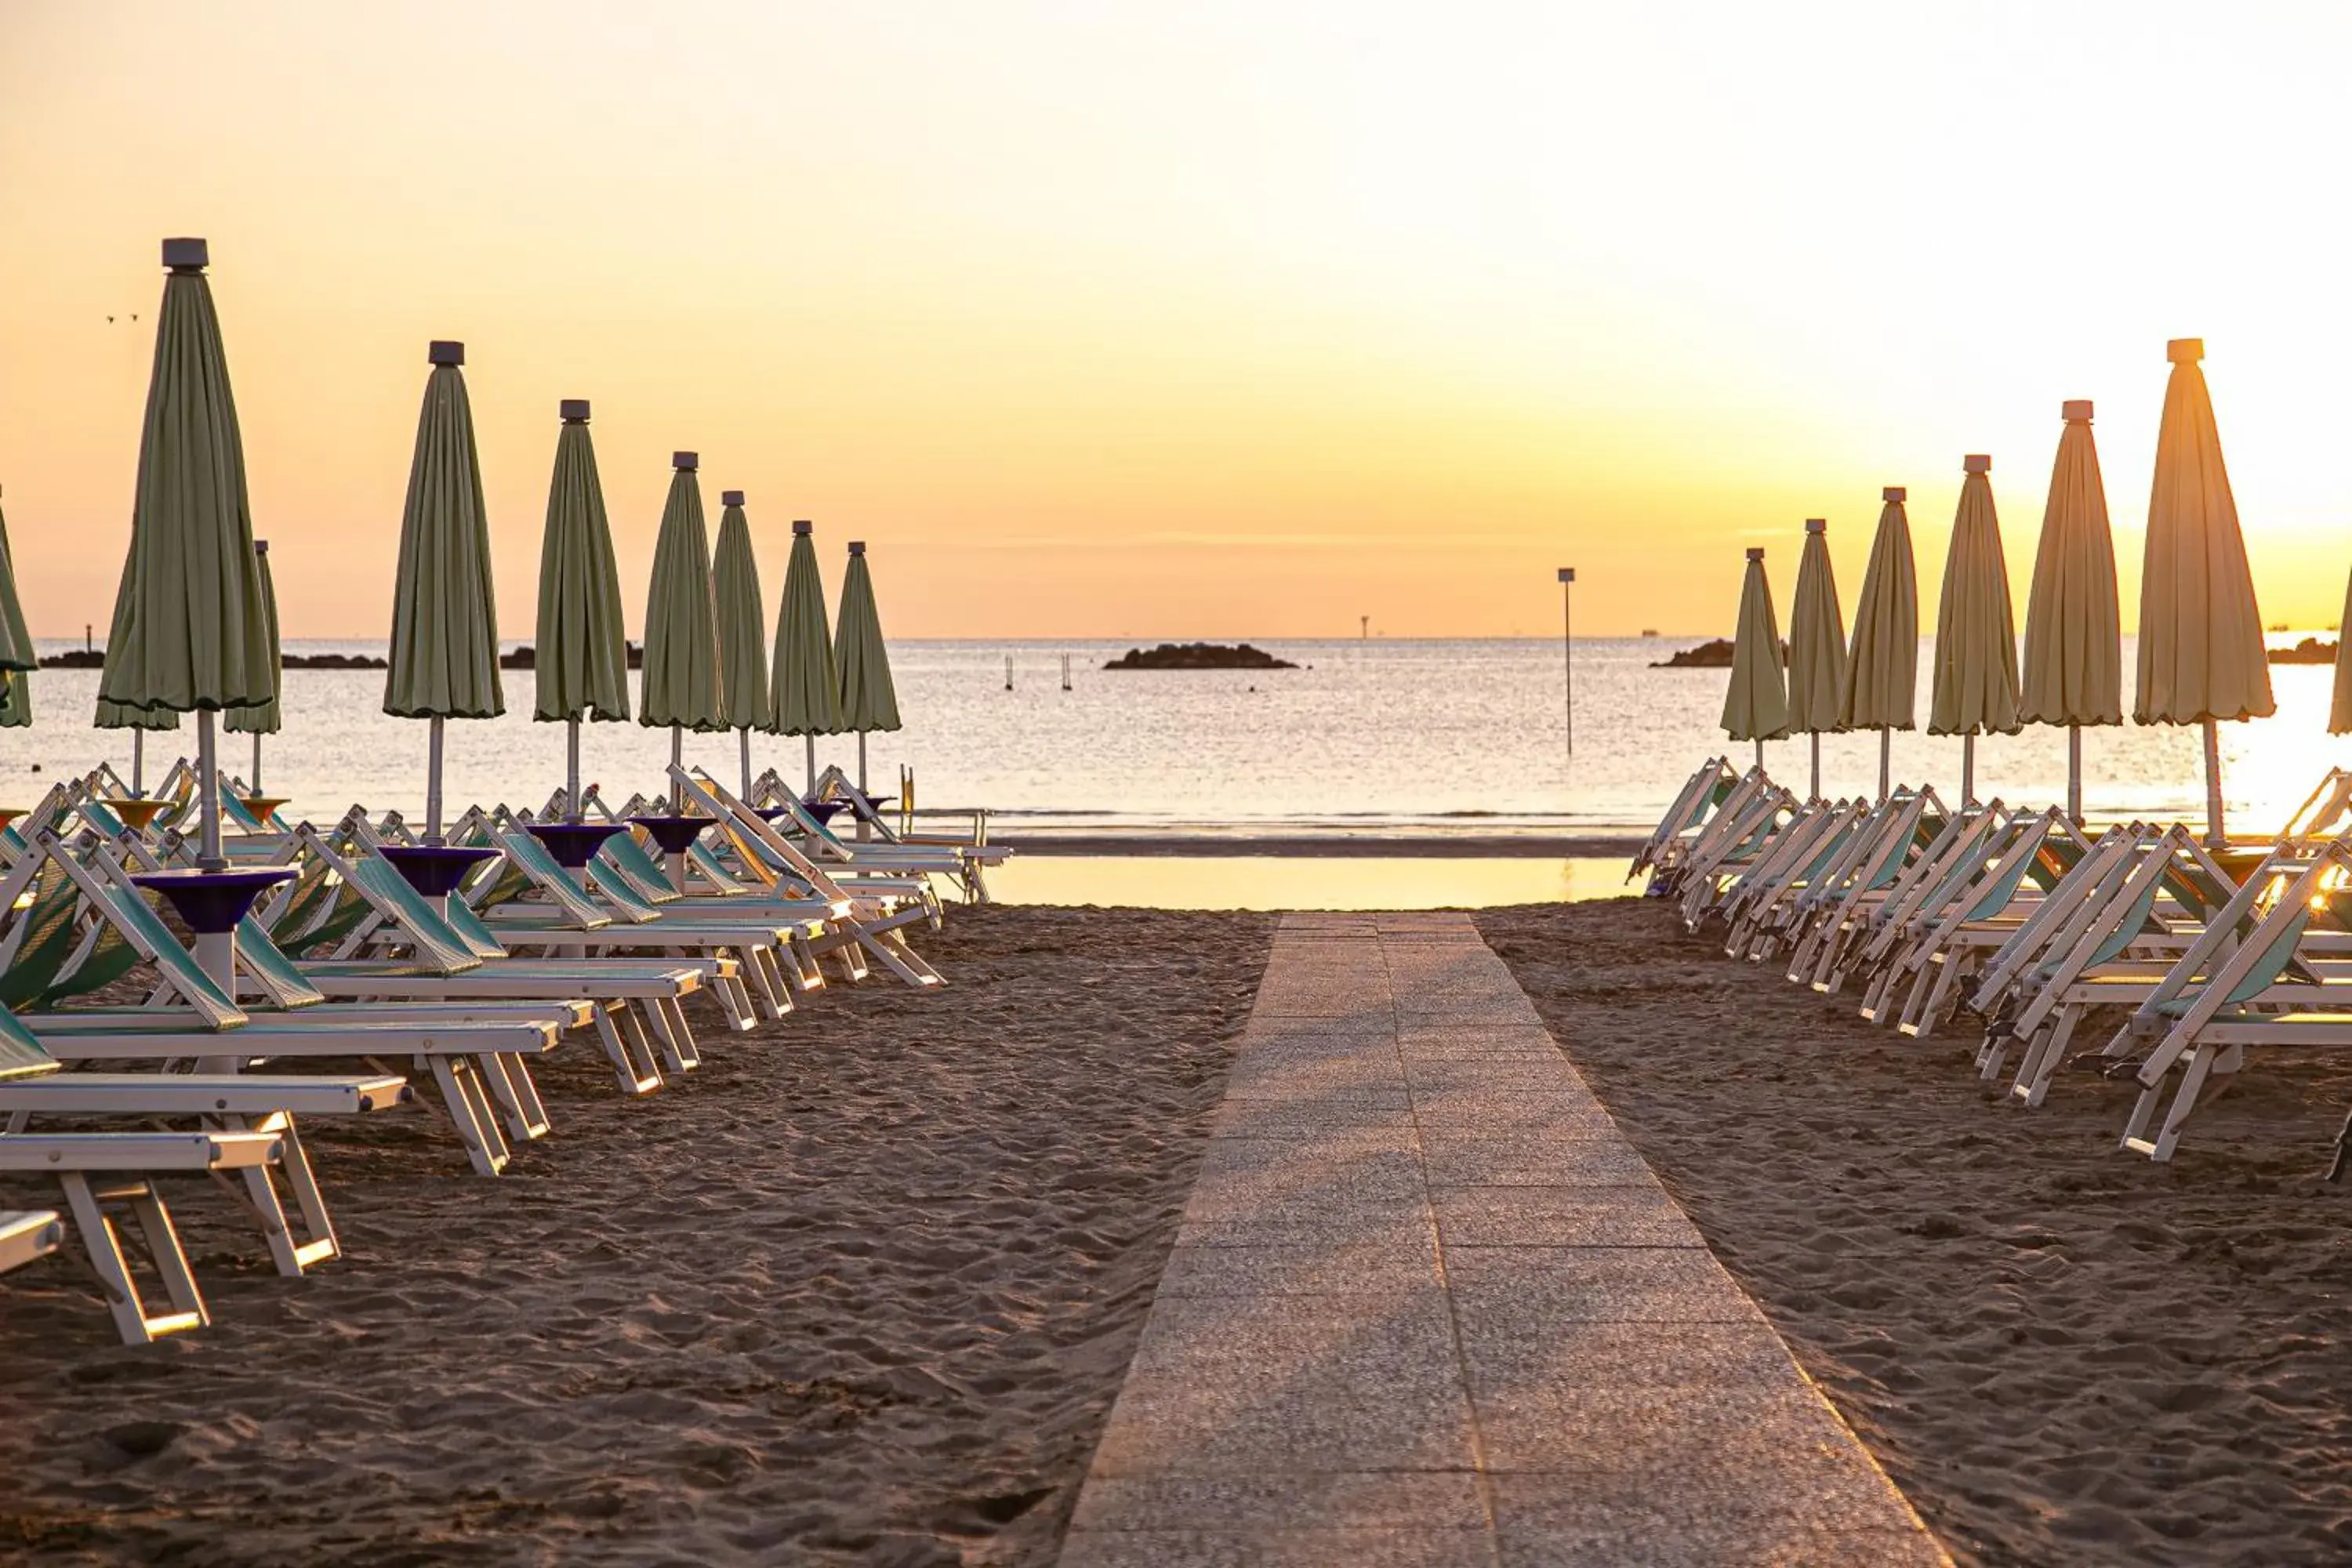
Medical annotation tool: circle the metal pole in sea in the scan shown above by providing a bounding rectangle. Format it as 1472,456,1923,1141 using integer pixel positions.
1556,567,1576,758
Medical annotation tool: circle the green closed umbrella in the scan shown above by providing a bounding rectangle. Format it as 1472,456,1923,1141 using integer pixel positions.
1786,518,1848,801
224,538,281,791
640,452,724,809
0,489,38,736
1838,487,1919,801
384,340,503,841
93,533,179,793
1929,456,2022,805
771,518,840,795
2137,339,2272,846
533,398,630,819
1722,546,1788,771
2020,401,2122,822
711,490,770,797
834,539,902,793
2328,565,2352,738
97,238,274,873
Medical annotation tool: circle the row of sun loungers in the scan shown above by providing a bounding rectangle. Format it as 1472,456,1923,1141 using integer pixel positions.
0,760,995,1343
1635,757,2352,1176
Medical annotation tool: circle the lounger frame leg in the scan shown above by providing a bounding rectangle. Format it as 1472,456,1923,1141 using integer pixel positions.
59,1173,209,1344
426,1054,513,1176
593,1004,665,1096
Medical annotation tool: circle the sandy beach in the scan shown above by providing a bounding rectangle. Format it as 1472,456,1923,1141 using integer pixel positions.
0,906,1270,1567
1480,897,2352,1567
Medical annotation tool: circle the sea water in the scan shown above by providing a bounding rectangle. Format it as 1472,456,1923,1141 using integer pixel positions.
9,637,2342,839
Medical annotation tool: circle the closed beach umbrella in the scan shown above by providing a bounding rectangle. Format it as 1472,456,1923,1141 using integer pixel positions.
2137,339,2273,845
224,539,281,791
711,490,770,797
93,536,178,791
384,341,503,841
97,238,274,871
1721,546,1788,771
0,489,37,735
641,452,724,808
834,539,902,793
2329,568,2352,736
771,518,840,795
1929,455,2021,805
1839,488,1918,800
2020,401,2122,822
1786,517,1848,800
533,398,630,819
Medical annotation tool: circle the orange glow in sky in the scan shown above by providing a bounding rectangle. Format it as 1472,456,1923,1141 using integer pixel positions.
3,3,2350,639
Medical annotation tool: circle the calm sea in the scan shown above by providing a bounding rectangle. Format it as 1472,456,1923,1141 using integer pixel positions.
8,637,2342,839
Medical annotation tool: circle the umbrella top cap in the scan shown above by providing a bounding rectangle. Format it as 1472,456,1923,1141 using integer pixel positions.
672,451,698,471
559,398,590,422
2168,337,2204,363
848,541,866,555
254,539,269,555
161,237,208,271
793,519,813,536
428,340,464,366
1745,546,1766,561
720,490,744,506
1963,454,1991,474
2063,399,2094,422
1882,486,1906,503
1804,518,1826,534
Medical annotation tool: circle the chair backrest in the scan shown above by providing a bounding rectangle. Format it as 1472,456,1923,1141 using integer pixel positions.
483,822,625,928
292,829,490,972
677,768,855,903
593,831,683,905
44,840,245,1025
0,1004,58,1080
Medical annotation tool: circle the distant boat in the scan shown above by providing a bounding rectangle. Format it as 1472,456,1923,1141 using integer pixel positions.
1640,629,1659,637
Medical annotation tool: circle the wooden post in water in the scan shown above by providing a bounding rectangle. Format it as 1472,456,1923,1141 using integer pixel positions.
1556,568,1575,760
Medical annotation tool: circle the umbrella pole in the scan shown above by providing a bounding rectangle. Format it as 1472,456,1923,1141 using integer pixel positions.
1753,739,1763,774
1877,728,1890,804
566,718,581,822
426,715,445,845
2067,725,2082,824
252,732,263,793
1809,731,1821,802
857,732,869,841
1962,734,1976,807
739,726,753,799
2203,717,2227,847
132,731,145,797
195,710,223,871
670,724,683,814
806,734,816,799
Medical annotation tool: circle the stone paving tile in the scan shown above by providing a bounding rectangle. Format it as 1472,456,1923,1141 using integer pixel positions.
1408,1091,1622,1133
1469,1381,1858,1475
1157,1242,1444,1297
1431,1184,1706,1247
1089,1378,1475,1477
1496,1523,1946,1568
1069,1472,1488,1531
1457,1319,1797,1388
1396,1028,1564,1058
1062,1529,1497,1568
1404,1057,1586,1094
1210,1099,1421,1138
1174,1213,1437,1251
1446,1246,1764,1327
1420,1131,1661,1189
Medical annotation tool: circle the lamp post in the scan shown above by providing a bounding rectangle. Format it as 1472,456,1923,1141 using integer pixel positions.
1556,567,1575,758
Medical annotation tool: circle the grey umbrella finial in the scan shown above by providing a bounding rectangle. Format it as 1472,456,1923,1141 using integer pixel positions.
429,340,465,367
1963,454,1991,474
673,451,698,472
848,541,866,555
1746,546,1766,561
162,237,209,270
1882,486,1906,502
560,398,590,422
792,519,812,536
721,490,745,507
1805,518,1826,534
254,539,269,555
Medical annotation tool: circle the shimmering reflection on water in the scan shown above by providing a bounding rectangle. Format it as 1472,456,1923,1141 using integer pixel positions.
6,637,2344,837
983,855,1636,910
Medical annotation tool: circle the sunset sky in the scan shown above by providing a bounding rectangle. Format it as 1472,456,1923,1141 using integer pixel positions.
3,2,2350,640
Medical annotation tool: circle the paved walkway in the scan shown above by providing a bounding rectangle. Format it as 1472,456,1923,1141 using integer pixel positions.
1060,912,1947,1567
